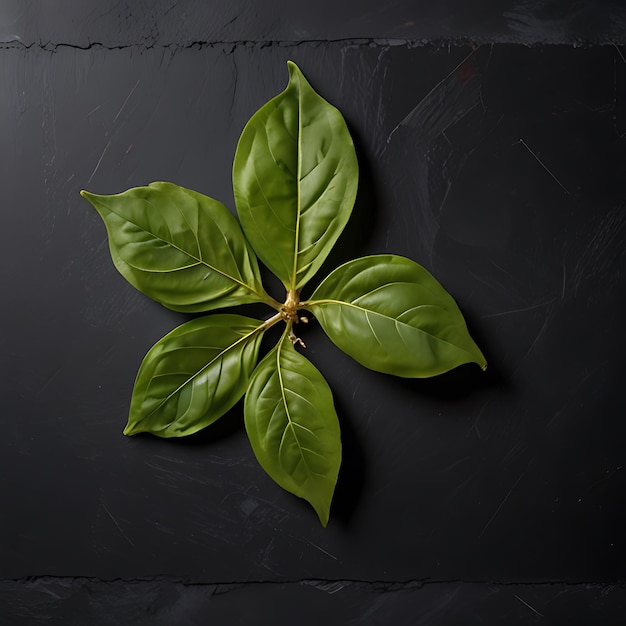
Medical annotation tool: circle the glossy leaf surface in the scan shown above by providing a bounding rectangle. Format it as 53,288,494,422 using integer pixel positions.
245,332,341,526
308,255,487,377
81,182,271,312
125,315,265,437
233,61,358,291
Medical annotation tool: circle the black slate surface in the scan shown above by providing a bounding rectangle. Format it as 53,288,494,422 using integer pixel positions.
1,2,625,624
1,0,626,45
1,578,625,625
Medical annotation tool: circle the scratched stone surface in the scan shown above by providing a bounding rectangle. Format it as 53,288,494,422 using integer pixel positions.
1,2,625,624
1,0,625,45
1,578,625,625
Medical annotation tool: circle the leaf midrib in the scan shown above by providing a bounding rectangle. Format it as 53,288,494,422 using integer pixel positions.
276,334,322,481
106,203,262,298
306,298,477,357
290,76,303,292
144,324,262,423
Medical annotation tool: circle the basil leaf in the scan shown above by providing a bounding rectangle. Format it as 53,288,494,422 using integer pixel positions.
81,182,273,312
233,61,358,291
307,255,487,377
244,332,341,526
125,314,265,437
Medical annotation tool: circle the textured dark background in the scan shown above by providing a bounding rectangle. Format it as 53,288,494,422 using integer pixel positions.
1,1,625,624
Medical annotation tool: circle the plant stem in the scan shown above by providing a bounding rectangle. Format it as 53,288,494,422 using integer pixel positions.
262,312,284,329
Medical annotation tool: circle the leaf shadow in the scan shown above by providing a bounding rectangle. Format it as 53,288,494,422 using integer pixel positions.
329,393,368,528
385,309,511,403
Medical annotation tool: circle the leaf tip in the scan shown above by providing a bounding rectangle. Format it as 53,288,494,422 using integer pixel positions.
309,491,334,528
286,59,304,82
316,508,330,528
122,423,137,436
80,189,101,208
473,346,488,372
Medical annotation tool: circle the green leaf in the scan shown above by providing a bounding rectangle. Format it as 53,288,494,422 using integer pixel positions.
233,61,359,291
125,314,266,437
307,254,487,377
81,182,273,312
244,332,341,526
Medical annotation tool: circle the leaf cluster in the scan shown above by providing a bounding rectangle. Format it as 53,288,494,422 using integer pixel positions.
81,61,486,526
